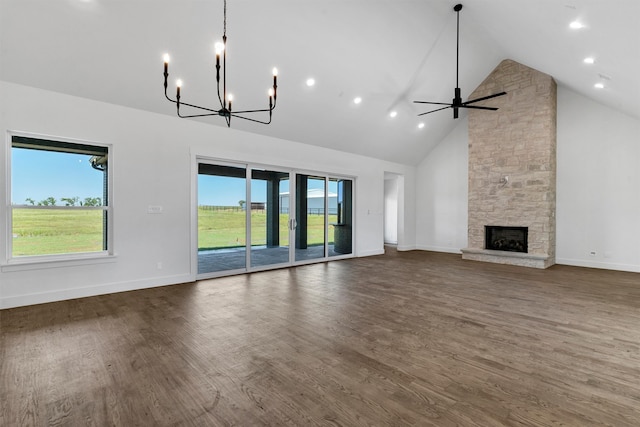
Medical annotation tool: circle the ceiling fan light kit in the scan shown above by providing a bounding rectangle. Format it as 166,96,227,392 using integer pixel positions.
162,0,278,127
414,4,506,119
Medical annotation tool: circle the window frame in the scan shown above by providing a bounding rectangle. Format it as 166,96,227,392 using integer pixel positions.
3,131,115,270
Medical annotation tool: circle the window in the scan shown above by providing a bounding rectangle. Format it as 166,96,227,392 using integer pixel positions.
9,134,111,260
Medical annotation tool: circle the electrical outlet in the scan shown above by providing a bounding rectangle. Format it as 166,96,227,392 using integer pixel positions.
148,205,163,214
157,262,163,270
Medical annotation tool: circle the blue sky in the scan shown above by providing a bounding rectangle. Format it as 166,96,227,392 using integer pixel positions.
12,148,104,205
198,176,292,206
198,175,331,206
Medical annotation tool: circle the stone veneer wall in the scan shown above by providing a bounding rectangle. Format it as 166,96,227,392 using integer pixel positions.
461,59,557,268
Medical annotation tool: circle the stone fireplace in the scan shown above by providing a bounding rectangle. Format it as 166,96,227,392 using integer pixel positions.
461,59,556,269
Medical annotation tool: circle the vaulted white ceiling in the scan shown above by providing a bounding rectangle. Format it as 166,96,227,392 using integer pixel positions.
1,0,638,165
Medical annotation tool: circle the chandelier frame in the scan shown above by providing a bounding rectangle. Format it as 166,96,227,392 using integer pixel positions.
163,0,278,127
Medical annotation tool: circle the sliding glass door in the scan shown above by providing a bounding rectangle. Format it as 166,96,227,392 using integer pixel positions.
295,175,326,262
196,160,353,278
329,177,353,257
197,163,247,275
250,169,291,268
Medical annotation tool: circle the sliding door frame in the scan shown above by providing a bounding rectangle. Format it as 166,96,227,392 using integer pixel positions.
191,155,355,281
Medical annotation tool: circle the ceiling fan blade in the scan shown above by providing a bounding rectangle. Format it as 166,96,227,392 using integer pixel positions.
418,105,451,116
464,91,507,105
460,105,499,111
413,101,454,106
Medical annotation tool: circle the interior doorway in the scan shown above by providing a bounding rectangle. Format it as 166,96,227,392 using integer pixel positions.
384,173,400,245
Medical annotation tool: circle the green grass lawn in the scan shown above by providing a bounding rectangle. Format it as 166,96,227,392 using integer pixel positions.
198,208,336,250
12,208,105,256
11,207,336,256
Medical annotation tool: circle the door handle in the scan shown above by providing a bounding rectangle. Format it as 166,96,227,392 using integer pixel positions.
289,218,297,230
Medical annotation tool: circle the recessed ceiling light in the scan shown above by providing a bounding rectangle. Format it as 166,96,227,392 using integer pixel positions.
594,82,604,89
306,78,315,87
417,122,425,129
353,97,362,105
389,111,398,118
583,57,595,64
569,21,584,29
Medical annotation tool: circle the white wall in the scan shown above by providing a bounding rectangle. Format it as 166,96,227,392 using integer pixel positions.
415,85,640,272
556,87,640,271
415,120,469,253
0,81,416,308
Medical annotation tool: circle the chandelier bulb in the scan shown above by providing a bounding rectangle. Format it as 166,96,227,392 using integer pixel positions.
268,88,275,97
215,42,225,55
175,79,182,99
163,54,170,79
272,67,278,76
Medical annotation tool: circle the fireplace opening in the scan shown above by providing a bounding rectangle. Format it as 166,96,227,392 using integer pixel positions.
485,226,528,253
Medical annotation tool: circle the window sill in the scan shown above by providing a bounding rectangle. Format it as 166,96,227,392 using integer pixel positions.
1,252,117,272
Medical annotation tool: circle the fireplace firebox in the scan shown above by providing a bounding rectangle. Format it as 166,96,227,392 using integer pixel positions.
485,226,528,253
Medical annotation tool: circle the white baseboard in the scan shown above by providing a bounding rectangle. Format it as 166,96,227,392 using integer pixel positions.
415,245,462,254
357,249,385,257
555,258,640,273
396,244,417,251
0,273,194,310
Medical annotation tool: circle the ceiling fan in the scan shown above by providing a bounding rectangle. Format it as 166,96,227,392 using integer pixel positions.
414,4,506,119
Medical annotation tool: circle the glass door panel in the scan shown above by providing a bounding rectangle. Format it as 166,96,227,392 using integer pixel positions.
329,177,353,257
250,169,290,268
295,175,326,262
197,163,247,274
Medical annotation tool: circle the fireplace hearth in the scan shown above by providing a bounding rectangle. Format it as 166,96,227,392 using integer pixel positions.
485,226,528,253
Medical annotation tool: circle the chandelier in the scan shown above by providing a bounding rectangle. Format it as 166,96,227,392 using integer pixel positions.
163,0,278,127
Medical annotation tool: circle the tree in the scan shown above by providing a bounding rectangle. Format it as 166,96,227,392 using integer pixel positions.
83,197,102,207
61,196,80,206
25,198,35,205
238,200,246,209
38,196,57,206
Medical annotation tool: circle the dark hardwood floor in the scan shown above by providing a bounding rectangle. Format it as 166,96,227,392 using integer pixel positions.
2,248,640,426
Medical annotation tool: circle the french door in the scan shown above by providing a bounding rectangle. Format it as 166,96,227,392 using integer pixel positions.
196,160,353,278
